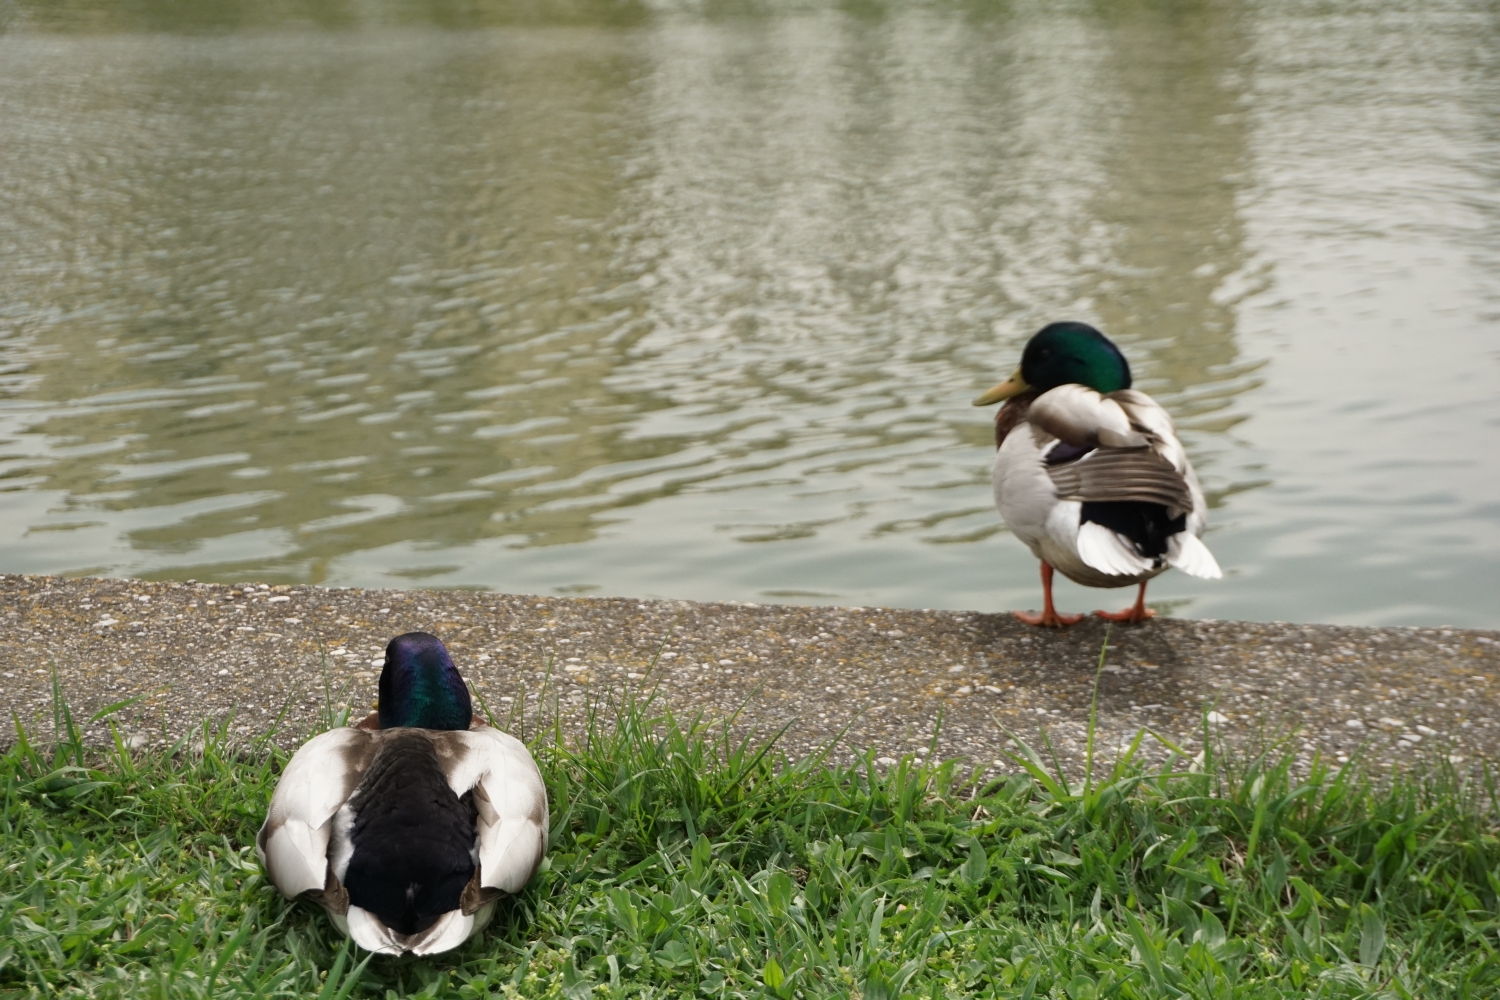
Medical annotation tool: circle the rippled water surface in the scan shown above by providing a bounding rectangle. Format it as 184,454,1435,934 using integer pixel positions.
1,0,1497,626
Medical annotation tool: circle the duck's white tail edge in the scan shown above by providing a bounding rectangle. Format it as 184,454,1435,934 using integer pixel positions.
1168,532,1222,579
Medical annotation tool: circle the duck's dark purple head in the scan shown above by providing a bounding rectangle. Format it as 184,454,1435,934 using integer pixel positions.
377,631,472,730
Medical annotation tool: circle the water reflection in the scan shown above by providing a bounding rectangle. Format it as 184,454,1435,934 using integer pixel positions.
0,0,1496,626
1,29,665,582
1080,0,1266,516
5,0,652,33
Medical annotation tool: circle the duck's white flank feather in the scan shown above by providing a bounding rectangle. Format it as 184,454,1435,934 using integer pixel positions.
327,802,356,883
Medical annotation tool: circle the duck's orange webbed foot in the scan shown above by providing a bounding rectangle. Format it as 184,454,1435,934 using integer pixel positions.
1015,562,1083,627
1092,605,1155,623
1093,582,1155,624
1015,608,1085,627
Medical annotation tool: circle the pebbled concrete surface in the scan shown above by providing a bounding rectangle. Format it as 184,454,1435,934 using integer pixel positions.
2,573,1497,776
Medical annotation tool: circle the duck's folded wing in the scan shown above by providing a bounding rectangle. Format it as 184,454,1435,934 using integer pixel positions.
1040,387,1222,578
1033,385,1197,517
1045,447,1193,517
257,728,376,898
439,727,549,895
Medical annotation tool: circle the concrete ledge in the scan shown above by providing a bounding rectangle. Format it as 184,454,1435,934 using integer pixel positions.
3,573,1497,774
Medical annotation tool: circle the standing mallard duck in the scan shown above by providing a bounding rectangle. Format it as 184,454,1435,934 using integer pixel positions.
973,322,1221,626
257,632,547,956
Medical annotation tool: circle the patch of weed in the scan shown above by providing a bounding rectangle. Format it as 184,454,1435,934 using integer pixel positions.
2,670,1498,998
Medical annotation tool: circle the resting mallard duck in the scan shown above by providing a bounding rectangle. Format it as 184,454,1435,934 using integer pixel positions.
973,321,1221,626
257,632,547,956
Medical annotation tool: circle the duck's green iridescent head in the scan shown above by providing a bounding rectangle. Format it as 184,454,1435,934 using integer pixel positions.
377,632,472,731
973,321,1132,405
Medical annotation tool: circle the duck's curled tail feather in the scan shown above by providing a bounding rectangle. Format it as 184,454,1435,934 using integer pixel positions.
1168,532,1222,579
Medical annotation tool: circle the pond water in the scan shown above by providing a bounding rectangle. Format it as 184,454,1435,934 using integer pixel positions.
0,0,1497,627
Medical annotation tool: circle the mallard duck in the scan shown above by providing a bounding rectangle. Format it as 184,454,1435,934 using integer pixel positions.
257,632,547,956
973,321,1221,626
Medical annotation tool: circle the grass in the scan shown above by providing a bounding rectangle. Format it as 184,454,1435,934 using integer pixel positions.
3,663,1500,1000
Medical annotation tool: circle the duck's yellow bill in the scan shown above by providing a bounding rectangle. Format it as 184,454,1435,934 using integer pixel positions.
972,369,1028,406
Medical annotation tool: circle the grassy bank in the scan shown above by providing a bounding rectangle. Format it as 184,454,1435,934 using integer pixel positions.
2,680,1499,1000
